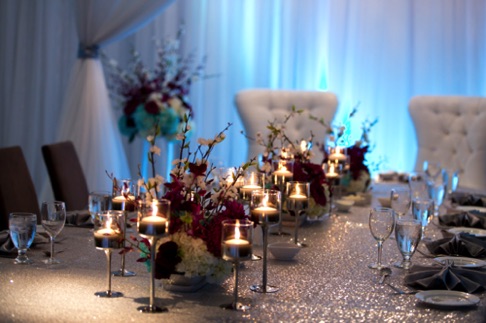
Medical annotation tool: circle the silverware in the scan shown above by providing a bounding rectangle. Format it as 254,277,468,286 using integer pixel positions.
379,267,391,284
385,282,417,295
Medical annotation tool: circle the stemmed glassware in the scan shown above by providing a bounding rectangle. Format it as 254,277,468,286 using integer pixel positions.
390,187,412,219
426,179,446,218
411,198,434,240
41,201,66,264
286,181,310,247
394,218,422,270
137,200,170,313
250,189,281,293
408,172,428,199
271,159,293,236
368,207,395,270
9,212,37,264
112,178,136,277
93,210,124,298
220,219,253,311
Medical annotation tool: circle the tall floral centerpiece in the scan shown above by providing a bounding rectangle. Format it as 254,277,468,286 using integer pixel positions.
319,106,378,193
253,107,331,218
132,119,254,284
103,31,205,178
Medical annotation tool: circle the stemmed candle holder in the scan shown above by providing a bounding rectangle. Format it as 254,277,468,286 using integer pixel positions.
220,219,253,311
271,159,293,236
323,162,343,215
137,199,170,313
250,189,281,293
239,171,264,261
112,178,136,277
93,210,125,298
286,181,310,247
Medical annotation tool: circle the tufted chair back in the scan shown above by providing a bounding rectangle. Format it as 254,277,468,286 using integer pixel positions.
235,89,338,164
409,95,486,191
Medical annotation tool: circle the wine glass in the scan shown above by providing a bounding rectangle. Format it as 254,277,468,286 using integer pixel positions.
394,218,422,270
88,191,112,225
41,201,66,264
286,181,310,247
411,198,434,240
250,189,281,293
390,187,411,219
93,210,124,298
137,199,170,313
9,212,37,264
368,207,395,270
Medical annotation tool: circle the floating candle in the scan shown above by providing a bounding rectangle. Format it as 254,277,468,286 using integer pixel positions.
251,205,279,224
94,227,123,249
138,201,167,237
329,147,347,162
222,226,252,261
112,195,135,211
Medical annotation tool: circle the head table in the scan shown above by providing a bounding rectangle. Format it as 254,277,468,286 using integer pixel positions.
1,182,485,322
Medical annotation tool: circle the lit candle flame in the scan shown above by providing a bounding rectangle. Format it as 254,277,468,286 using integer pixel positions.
296,185,301,196
235,220,240,240
152,200,158,217
250,172,255,185
300,140,307,153
262,194,268,207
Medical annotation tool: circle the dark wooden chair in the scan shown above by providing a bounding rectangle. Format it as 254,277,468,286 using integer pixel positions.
0,146,41,230
42,141,89,211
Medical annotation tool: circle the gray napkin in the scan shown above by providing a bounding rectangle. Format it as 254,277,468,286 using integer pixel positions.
405,263,486,294
66,210,92,227
439,210,486,229
425,233,486,258
0,230,16,258
450,192,486,207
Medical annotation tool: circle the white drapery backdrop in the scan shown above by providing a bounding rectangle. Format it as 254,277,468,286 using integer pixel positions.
1,0,485,201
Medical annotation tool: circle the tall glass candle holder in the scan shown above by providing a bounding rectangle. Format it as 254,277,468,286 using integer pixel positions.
250,189,281,293
93,210,124,298
221,219,253,311
137,199,170,313
286,181,310,247
112,178,136,277
323,162,343,214
271,159,293,236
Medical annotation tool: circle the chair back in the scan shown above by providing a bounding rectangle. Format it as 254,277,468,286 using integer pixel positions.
409,95,486,191
42,141,89,211
0,146,40,230
235,89,338,163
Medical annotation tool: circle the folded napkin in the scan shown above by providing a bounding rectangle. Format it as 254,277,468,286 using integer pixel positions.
450,192,486,207
425,233,486,258
405,263,486,293
439,211,486,229
0,230,16,258
66,210,93,227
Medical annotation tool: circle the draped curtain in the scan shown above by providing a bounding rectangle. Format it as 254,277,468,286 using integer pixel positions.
1,0,485,201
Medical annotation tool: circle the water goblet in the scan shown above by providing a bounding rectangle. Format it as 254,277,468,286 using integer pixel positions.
368,207,395,270
422,161,442,181
250,189,281,293
271,159,293,236
394,218,422,270
9,212,37,265
390,187,411,219
41,201,66,264
112,178,136,277
220,219,253,311
137,199,170,313
411,198,434,240
426,180,446,217
93,210,124,297
88,191,112,224
286,181,310,247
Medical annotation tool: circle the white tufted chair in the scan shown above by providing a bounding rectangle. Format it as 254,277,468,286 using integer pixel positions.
235,89,338,164
409,95,486,191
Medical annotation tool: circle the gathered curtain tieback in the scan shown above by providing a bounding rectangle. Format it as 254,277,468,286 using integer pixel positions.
77,43,99,59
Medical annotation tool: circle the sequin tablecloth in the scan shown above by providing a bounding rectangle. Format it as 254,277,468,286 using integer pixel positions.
1,183,485,322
